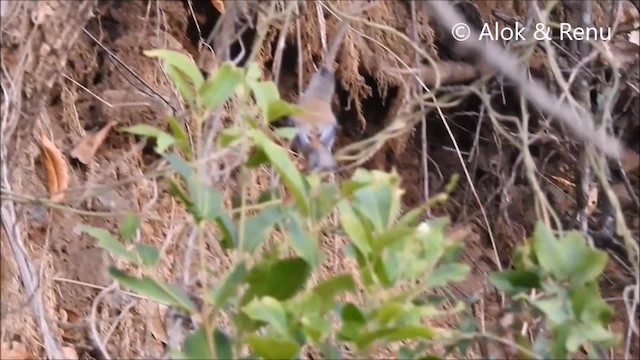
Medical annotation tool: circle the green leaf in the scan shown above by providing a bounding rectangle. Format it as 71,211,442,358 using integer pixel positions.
302,313,332,343
374,301,407,327
247,79,304,122
340,168,376,194
532,335,552,359
167,349,187,359
397,207,427,228
167,177,193,211
108,267,197,313
158,282,200,314
303,274,356,315
118,124,172,138
530,297,570,326
352,184,397,232
120,124,176,154
214,328,233,360
309,182,340,222
121,123,161,136
372,227,415,253
118,213,140,242
163,152,192,179
135,243,159,266
249,81,280,118
241,206,286,253
532,222,567,279
355,325,437,348
419,355,445,360
397,199,445,228
267,100,303,122
215,213,237,249
163,153,223,221
245,62,262,82
206,262,247,307
243,297,289,337
312,274,356,300
489,270,541,295
551,324,571,359
286,214,321,267
427,263,469,288
193,184,223,222
341,303,366,325
156,132,177,153
219,125,242,148
562,231,608,286
247,257,311,301
198,62,243,109
273,127,298,140
79,225,138,264
250,130,309,213
167,115,191,156
144,49,204,89
183,326,212,360
373,256,393,287
338,303,367,341
566,323,619,352
166,64,197,105
246,335,299,360
319,342,342,360
571,282,614,325
338,202,372,257
256,188,280,204
245,148,270,168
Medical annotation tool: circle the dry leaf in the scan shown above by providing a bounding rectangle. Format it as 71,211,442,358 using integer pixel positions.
40,132,69,202
212,0,224,13
70,121,117,165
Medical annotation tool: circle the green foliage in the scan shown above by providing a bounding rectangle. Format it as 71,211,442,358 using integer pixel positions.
163,153,223,223
118,212,140,242
119,124,176,154
89,49,620,360
79,224,138,264
250,129,309,213
109,267,197,313
144,49,204,105
198,62,244,110
490,222,618,358
166,115,192,157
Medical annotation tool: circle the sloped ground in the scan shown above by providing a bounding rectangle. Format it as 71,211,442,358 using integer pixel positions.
1,1,639,359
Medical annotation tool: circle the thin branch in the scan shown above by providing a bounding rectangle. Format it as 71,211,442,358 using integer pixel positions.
410,0,431,217
426,1,622,159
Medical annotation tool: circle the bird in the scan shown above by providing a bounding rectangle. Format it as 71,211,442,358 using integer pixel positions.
288,16,354,172
289,66,339,171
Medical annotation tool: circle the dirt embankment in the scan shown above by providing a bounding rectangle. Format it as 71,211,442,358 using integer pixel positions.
1,1,638,359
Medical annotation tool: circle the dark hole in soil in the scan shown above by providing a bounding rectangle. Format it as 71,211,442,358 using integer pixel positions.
183,0,257,67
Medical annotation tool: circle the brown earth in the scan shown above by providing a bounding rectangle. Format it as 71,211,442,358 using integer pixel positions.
1,1,639,359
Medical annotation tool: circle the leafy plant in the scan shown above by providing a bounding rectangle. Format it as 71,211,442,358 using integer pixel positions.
77,49,619,359
490,223,619,358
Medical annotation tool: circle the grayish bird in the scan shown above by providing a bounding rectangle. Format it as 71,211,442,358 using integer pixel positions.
288,15,353,172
